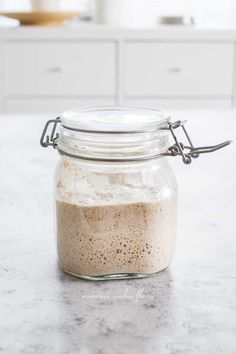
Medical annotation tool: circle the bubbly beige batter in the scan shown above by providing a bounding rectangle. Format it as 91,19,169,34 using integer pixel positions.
56,198,176,277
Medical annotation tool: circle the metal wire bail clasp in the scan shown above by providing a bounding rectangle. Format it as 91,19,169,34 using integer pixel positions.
40,117,61,148
165,120,232,164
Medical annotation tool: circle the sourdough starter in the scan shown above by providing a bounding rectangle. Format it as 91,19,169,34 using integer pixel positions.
56,196,175,277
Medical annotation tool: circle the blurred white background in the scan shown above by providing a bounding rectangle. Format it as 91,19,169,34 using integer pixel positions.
1,0,236,27
0,0,236,113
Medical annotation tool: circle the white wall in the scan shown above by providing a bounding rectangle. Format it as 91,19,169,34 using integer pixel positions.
0,0,236,27
0,0,89,12
95,0,236,27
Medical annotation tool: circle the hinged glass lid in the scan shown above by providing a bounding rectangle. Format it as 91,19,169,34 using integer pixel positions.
60,106,170,133
40,106,231,164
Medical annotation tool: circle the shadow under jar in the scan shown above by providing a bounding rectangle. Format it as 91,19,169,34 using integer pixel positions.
40,106,230,281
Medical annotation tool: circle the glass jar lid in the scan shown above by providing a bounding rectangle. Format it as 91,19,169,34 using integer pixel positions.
40,106,231,164
57,107,170,161
60,106,170,133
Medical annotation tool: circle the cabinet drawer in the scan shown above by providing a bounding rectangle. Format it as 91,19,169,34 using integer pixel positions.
124,43,234,96
5,42,116,96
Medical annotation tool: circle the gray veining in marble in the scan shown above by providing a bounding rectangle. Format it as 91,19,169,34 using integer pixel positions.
0,110,236,354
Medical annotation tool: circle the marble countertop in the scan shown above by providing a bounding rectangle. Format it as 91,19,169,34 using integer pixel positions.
0,110,236,354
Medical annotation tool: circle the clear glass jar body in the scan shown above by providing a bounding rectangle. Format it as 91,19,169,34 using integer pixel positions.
55,155,178,281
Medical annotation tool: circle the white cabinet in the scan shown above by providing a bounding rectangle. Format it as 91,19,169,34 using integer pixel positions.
5,42,116,96
0,27,236,112
124,43,234,97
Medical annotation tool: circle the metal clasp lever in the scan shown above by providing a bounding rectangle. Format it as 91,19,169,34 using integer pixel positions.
40,117,61,148
166,120,232,165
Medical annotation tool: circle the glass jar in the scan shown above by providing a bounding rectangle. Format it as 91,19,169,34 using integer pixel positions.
40,106,230,281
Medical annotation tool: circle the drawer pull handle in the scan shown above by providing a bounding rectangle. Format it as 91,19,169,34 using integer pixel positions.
46,67,62,73
168,67,181,73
